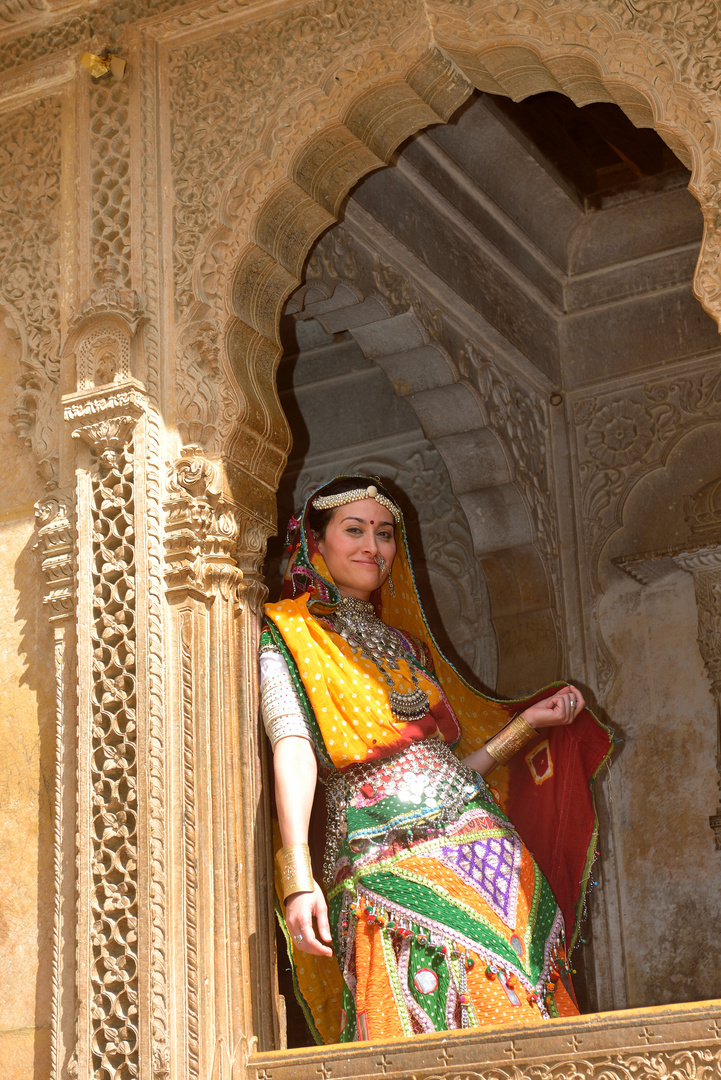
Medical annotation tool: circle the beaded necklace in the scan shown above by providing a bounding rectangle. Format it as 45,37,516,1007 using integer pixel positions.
328,596,430,721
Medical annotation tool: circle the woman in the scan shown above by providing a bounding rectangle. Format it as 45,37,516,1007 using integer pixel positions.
260,476,611,1043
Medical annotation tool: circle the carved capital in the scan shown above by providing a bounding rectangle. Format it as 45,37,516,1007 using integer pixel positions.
72,414,138,454
165,448,246,601
34,491,75,623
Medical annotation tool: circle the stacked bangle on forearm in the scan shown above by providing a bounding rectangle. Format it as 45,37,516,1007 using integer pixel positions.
484,713,538,766
276,843,315,900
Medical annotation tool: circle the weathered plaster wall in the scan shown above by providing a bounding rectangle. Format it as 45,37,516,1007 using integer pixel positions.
599,569,721,1006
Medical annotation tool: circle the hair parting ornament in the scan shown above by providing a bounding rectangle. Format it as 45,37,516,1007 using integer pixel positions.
311,484,401,523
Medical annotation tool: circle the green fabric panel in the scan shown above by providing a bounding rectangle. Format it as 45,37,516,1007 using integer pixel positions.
339,981,356,1043
345,787,507,845
406,938,452,1029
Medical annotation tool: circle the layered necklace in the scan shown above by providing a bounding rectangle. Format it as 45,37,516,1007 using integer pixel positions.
328,596,430,722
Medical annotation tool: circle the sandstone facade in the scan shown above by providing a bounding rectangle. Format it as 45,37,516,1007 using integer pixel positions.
0,1,721,1078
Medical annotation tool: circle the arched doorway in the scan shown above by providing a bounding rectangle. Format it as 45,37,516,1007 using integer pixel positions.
164,4,721,1072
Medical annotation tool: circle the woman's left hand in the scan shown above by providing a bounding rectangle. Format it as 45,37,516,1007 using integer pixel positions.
521,684,585,730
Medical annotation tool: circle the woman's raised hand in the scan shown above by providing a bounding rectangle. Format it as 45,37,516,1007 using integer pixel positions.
285,882,334,957
521,684,585,730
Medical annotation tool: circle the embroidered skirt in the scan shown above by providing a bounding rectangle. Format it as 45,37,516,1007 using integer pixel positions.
324,740,578,1041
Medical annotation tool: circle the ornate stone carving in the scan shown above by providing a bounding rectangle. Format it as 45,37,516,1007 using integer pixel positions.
460,340,560,608
573,362,721,690
0,14,87,73
176,320,238,454
89,78,132,290
164,447,244,601
177,609,199,1079
1,97,62,481
0,0,44,25
138,38,171,1071
168,0,423,311
35,492,74,623
249,1031,721,1080
68,287,144,396
79,412,140,1080
34,491,75,1080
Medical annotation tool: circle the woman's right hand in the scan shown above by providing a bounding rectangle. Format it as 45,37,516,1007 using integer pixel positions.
285,881,334,957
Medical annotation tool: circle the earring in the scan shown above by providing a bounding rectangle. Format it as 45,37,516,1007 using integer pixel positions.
376,555,395,596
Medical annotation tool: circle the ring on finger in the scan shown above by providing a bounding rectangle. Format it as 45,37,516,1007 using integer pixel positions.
293,933,303,945
569,697,576,711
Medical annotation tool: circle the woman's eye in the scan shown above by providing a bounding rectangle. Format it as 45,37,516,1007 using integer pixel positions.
378,532,392,541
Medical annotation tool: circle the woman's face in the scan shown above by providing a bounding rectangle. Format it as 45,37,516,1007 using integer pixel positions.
315,497,397,600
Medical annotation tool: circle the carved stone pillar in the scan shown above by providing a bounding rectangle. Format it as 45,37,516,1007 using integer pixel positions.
163,447,280,1075
34,491,76,1079
64,386,148,1080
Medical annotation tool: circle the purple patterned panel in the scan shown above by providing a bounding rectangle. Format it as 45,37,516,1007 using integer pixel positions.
440,833,522,928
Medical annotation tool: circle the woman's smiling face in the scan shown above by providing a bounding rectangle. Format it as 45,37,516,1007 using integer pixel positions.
314,497,396,600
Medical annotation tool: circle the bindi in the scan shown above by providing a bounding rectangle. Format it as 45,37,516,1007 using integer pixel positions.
370,519,374,524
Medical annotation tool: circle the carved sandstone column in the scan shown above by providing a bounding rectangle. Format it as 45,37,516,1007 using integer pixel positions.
164,448,280,1076
34,492,77,1080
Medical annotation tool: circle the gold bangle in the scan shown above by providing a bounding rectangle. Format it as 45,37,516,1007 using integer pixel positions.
276,843,315,900
485,713,537,766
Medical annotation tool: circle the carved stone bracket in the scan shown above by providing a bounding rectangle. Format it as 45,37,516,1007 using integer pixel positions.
164,446,244,602
35,492,75,624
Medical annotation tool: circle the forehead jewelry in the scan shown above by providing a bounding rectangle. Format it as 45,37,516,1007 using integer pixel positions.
312,484,401,522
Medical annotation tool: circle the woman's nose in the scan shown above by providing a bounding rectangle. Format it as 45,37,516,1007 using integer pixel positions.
363,533,379,554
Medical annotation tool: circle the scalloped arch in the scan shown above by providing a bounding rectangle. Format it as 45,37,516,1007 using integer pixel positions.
217,7,720,494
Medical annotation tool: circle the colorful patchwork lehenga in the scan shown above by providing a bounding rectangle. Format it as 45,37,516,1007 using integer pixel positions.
261,477,612,1044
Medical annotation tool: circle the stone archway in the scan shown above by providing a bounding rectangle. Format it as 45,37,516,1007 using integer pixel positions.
174,6,721,1069
5,3,719,1078
175,2,721,684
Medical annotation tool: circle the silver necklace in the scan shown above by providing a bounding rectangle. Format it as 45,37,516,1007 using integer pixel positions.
328,596,430,721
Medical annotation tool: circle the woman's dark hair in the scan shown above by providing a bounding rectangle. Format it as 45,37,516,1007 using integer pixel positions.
306,477,399,540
